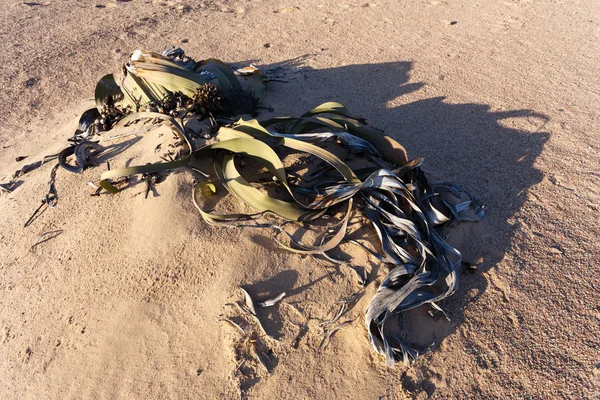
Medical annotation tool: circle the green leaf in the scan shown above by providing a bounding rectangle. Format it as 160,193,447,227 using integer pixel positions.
280,137,360,183
94,74,124,111
229,120,359,183
326,115,408,166
129,62,206,98
301,101,367,124
196,59,242,91
231,118,272,138
192,181,264,226
217,153,314,221
120,73,156,108
247,75,268,100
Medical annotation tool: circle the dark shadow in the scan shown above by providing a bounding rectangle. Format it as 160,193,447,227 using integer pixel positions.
244,270,299,339
30,229,63,250
95,136,143,164
240,56,549,388
244,268,342,339
7,180,24,191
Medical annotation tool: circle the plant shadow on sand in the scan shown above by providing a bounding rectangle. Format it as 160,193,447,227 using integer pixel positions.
233,56,549,393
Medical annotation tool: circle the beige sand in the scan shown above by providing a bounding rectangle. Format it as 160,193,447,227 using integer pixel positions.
1,0,599,398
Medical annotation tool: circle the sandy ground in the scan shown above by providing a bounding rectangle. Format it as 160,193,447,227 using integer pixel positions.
1,0,599,398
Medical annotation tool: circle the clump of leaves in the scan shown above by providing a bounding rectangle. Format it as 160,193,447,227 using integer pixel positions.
92,47,265,125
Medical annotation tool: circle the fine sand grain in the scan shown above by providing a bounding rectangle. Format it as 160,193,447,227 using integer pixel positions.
1,0,599,399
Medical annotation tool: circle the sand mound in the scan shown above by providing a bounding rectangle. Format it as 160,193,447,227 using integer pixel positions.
1,0,599,399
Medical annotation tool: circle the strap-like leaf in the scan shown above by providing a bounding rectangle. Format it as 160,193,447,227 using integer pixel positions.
247,75,268,100
301,101,366,124
94,74,124,111
218,153,314,220
196,59,242,91
98,112,192,192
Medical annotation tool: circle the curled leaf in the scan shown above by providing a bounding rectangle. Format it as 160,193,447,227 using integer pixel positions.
258,292,286,307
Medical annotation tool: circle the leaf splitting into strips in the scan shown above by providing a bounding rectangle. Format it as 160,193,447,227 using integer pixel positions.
131,64,205,98
230,120,360,183
268,109,408,166
207,104,485,365
67,90,486,367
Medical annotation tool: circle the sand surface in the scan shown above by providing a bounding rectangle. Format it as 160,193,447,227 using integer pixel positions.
1,0,599,398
